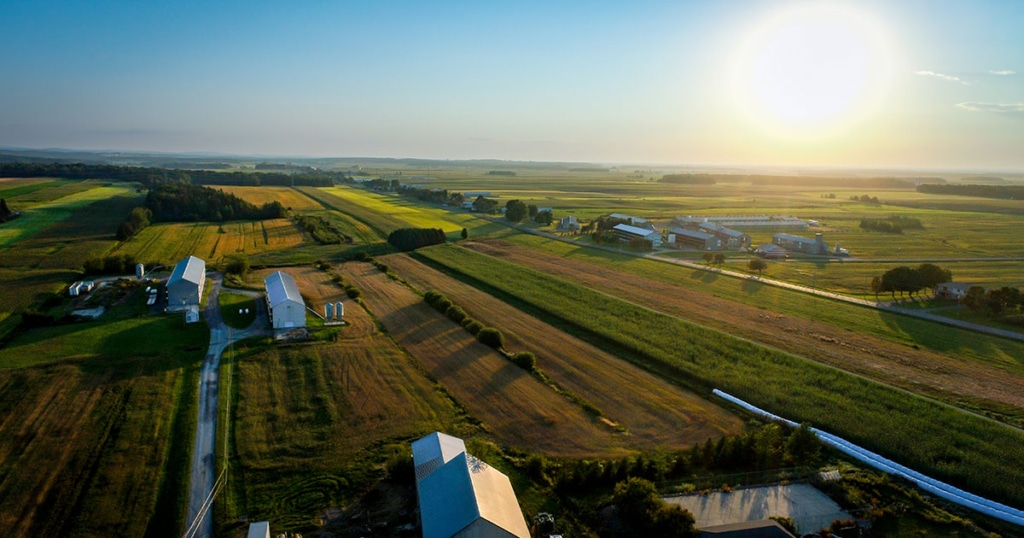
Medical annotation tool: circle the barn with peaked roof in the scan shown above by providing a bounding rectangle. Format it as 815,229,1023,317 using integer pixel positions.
412,432,530,538
264,271,306,329
167,256,206,310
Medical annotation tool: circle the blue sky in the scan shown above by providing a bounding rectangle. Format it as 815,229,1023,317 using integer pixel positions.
1,0,1022,169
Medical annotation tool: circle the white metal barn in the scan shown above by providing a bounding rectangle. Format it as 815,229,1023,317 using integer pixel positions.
264,271,306,329
166,256,206,310
412,432,530,538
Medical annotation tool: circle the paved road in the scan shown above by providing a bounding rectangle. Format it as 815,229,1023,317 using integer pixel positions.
185,275,269,538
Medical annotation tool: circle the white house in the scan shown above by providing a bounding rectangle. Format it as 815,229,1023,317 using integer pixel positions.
265,271,306,329
412,432,530,538
167,256,206,310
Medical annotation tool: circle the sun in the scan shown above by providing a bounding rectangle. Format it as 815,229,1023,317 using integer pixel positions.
733,3,890,136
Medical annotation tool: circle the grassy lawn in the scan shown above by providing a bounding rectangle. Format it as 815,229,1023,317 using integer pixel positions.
417,242,1024,508
219,292,258,329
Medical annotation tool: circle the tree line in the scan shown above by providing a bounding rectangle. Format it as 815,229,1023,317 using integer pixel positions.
386,228,446,251
917,183,1024,200
870,263,952,299
962,286,1023,315
144,182,285,222
860,215,923,234
0,162,343,188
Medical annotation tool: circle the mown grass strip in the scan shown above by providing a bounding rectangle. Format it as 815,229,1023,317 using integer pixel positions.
417,242,1024,508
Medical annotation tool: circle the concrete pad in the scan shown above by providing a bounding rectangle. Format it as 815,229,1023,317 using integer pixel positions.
664,483,851,534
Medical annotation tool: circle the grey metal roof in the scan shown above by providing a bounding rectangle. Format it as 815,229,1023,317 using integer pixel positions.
671,228,715,240
412,431,466,482
264,271,304,308
613,223,657,237
168,256,206,286
773,233,819,245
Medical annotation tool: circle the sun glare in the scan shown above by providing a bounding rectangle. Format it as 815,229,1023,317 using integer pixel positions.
733,3,891,137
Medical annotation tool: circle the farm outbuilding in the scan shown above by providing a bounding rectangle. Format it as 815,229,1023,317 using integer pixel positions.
167,256,206,310
612,223,662,247
412,432,530,538
557,215,579,232
669,228,720,250
772,233,829,255
265,270,306,329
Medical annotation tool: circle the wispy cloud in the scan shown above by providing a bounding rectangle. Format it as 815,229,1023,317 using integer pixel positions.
956,102,1024,116
915,70,969,84
989,70,1016,76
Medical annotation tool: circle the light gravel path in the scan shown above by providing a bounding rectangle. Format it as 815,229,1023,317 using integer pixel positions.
184,275,270,538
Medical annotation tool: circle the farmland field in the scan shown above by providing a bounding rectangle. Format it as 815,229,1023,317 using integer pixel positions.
0,184,138,248
0,178,113,208
335,261,634,457
379,252,743,449
0,314,207,536
114,218,304,266
416,242,1024,507
215,294,464,533
212,186,325,212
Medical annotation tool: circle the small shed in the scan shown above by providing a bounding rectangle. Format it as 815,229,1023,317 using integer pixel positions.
265,271,306,329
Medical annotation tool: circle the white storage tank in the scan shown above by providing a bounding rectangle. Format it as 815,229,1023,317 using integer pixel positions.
335,301,344,320
325,302,334,319
136,263,145,279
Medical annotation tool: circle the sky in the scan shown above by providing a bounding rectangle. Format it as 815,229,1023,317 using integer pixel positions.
1,0,1022,169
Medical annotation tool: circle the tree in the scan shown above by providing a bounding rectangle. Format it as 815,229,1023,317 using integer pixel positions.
477,327,505,349
512,351,536,371
784,423,821,465
224,253,250,276
881,266,924,299
612,477,698,537
987,287,1021,314
963,285,986,311
748,258,768,276
472,195,499,213
917,263,952,294
533,210,553,226
528,204,538,218
870,276,884,299
460,227,468,240
702,252,715,265
505,199,528,222
713,253,726,266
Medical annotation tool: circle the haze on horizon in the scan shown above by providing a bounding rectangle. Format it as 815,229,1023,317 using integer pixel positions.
1,0,1022,170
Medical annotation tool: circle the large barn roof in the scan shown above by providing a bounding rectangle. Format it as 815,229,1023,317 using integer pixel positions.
264,271,304,308
672,227,715,240
613,223,657,237
169,256,206,286
412,431,466,481
416,451,530,538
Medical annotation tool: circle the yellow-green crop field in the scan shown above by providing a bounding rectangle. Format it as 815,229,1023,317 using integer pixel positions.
319,186,502,235
115,218,304,265
213,186,325,211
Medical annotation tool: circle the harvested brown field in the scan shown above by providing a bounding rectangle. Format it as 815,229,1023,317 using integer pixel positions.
380,253,742,449
334,261,632,457
461,239,1024,423
214,186,325,211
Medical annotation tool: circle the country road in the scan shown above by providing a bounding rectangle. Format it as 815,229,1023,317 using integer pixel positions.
184,275,269,538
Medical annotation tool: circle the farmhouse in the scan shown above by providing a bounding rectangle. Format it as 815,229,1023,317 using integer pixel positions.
772,233,829,255
612,223,662,247
936,282,972,300
557,215,579,231
412,432,530,538
167,256,206,310
265,271,306,329
669,228,720,250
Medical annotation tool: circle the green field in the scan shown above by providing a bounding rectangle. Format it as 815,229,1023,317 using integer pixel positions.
0,184,138,248
416,242,1024,508
218,293,257,329
0,309,207,536
113,219,305,266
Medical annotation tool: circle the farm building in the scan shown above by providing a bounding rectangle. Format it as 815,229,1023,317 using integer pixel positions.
675,215,807,231
612,223,662,247
669,228,720,250
265,271,306,329
693,222,751,250
772,233,829,255
609,213,650,227
412,432,530,538
754,244,788,259
557,215,579,231
167,256,206,310
247,521,270,538
936,282,972,300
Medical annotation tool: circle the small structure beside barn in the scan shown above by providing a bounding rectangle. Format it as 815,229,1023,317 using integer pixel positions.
265,270,306,329
754,244,788,259
412,432,530,538
936,282,972,300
